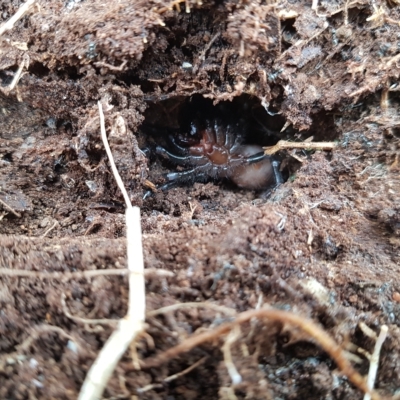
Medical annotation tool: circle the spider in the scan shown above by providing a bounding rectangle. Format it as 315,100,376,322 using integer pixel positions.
145,118,283,197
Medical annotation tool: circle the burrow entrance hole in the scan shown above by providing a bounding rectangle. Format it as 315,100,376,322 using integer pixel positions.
138,94,339,195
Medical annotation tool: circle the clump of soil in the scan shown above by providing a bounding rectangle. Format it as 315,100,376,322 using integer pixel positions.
0,1,399,399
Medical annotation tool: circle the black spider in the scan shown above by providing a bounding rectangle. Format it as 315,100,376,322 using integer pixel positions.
144,117,282,197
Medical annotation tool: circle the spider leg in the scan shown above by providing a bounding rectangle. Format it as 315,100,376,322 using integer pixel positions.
143,167,209,199
168,135,191,155
224,124,236,148
164,167,208,184
227,151,268,169
244,154,283,185
243,151,268,164
160,170,209,191
213,120,226,146
156,146,207,166
230,133,247,154
271,160,284,185
255,159,284,199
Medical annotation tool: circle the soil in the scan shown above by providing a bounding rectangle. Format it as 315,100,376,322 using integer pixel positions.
1,0,400,399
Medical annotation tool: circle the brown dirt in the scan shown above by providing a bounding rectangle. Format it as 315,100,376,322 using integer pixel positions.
1,0,400,399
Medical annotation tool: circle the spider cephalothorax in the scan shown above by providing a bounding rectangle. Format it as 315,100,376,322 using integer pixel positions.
153,118,282,193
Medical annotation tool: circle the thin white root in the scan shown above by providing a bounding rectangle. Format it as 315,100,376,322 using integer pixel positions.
222,325,242,385
137,356,208,393
363,325,389,400
0,325,80,369
98,101,131,208
264,139,336,156
0,267,173,280
78,102,145,400
78,319,144,400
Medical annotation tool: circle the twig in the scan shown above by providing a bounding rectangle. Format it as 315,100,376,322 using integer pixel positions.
147,301,237,318
137,356,208,393
93,60,127,71
61,293,118,327
264,139,337,155
78,102,145,400
0,324,79,369
40,220,58,238
0,197,21,217
222,325,242,385
0,0,37,37
2,54,30,94
199,32,220,62
141,307,380,400
363,325,389,400
0,267,173,280
98,102,131,208
143,179,157,192
0,268,128,280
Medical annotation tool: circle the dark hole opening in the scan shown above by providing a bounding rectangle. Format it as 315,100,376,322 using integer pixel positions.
3,153,13,163
139,94,296,193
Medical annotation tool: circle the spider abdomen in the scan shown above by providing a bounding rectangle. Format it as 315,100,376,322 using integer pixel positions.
229,145,274,189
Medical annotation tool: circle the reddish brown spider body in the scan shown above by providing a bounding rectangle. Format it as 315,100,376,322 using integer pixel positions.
154,119,282,192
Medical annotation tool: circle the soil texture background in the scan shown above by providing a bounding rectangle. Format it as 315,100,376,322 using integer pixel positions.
0,0,400,399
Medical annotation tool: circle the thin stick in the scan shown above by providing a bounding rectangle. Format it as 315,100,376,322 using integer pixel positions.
78,102,145,400
141,307,379,400
93,60,127,72
40,220,58,238
264,139,337,155
4,54,29,93
222,325,242,384
137,356,208,393
98,102,131,208
98,99,145,317
0,0,37,37
0,324,79,369
64,300,235,327
147,301,237,318
61,293,117,327
0,267,172,280
0,198,21,217
363,325,389,400
0,268,127,279
199,32,220,61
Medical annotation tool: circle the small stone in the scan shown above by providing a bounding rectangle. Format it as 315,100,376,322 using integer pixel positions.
348,294,358,303
393,292,400,302
40,217,51,228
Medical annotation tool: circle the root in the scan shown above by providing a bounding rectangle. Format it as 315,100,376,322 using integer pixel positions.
264,138,337,155
141,307,380,400
137,356,208,393
0,197,21,218
362,324,389,400
77,101,145,400
0,267,173,281
147,301,237,318
222,325,242,385
0,324,79,369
